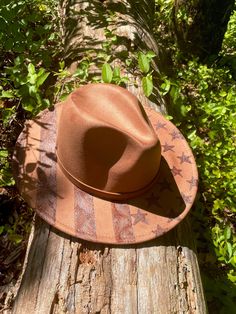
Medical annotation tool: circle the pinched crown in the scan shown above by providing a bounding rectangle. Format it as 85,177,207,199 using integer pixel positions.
57,84,161,199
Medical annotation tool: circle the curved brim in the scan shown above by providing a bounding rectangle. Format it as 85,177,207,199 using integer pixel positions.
13,103,198,244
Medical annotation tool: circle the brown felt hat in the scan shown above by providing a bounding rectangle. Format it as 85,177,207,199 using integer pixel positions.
13,83,198,244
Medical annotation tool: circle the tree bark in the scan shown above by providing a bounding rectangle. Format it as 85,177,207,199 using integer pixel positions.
10,1,207,313
173,0,235,60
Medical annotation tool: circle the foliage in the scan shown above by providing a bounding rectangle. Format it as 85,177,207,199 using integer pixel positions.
53,25,155,99
0,0,60,120
0,0,59,61
0,149,15,187
1,59,50,115
155,1,236,310
0,0,61,246
168,60,236,281
222,8,236,55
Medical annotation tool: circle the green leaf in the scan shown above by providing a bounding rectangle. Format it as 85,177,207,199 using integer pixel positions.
2,107,15,126
0,226,4,235
42,98,50,109
0,168,15,186
146,51,156,59
28,74,37,85
28,85,37,95
8,233,23,244
0,150,8,158
228,272,236,283
59,61,65,70
224,226,231,240
227,242,233,258
73,68,85,78
113,66,121,79
125,59,132,67
28,63,35,75
36,71,49,88
161,79,171,95
22,102,35,113
102,63,113,83
138,53,150,74
1,90,14,98
120,77,129,84
142,74,153,97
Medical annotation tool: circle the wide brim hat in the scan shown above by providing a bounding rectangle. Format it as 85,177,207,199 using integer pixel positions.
13,83,198,244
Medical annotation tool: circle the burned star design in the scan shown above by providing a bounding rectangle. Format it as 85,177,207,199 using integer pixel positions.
159,178,173,192
146,193,161,207
152,224,165,237
131,209,148,225
170,130,184,141
162,143,175,152
171,166,183,177
187,176,198,190
181,192,192,204
155,121,167,130
177,152,192,164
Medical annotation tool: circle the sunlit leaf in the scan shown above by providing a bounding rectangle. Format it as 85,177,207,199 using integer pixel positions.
138,53,150,73
28,63,35,75
146,51,156,59
142,74,153,97
224,226,231,240
36,71,50,88
102,63,113,83
113,66,121,79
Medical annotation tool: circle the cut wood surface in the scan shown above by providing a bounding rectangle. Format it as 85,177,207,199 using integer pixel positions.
11,1,207,313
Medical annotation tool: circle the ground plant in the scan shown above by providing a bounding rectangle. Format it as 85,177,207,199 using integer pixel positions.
155,1,236,312
0,0,236,312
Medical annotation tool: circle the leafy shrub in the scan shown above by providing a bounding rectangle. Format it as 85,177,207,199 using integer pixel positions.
0,0,61,119
170,61,236,282
155,0,236,310
0,0,61,246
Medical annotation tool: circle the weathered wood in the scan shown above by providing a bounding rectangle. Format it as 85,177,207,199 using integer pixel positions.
12,217,206,314
11,1,207,313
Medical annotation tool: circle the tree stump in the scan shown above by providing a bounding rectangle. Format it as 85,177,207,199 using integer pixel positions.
11,1,207,313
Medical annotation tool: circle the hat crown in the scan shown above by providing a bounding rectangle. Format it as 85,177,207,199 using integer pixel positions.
57,84,161,198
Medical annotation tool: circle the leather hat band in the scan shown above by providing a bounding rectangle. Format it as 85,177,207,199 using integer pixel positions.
57,153,160,201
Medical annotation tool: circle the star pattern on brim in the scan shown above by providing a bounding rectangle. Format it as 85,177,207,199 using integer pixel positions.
19,102,199,244
152,224,165,237
177,152,192,164
131,209,148,225
187,176,198,190
171,166,183,177
155,121,167,130
170,130,184,141
146,193,161,207
181,192,193,204
162,142,175,152
158,178,173,192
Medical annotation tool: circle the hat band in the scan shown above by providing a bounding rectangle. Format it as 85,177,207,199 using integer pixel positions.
57,154,160,201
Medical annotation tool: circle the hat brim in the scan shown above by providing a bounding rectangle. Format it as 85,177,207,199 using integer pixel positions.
13,102,198,244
